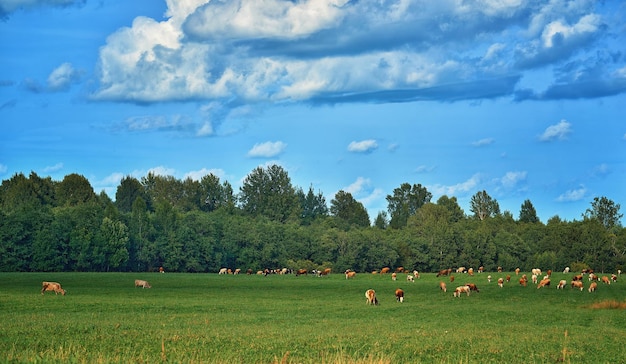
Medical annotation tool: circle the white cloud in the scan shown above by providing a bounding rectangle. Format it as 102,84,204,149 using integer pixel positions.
47,62,81,91
556,186,586,202
347,139,378,153
415,165,436,173
344,176,370,196
499,171,527,189
541,14,600,48
471,138,495,147
539,119,572,141
429,174,482,197
247,141,287,158
148,166,176,177
184,168,227,181
42,162,63,173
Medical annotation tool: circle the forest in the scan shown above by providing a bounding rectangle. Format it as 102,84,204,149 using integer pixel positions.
1,164,624,274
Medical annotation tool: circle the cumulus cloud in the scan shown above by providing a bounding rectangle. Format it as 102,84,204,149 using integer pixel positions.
47,63,82,91
499,171,527,189
348,139,378,153
184,168,227,181
429,174,482,197
539,119,572,141
556,186,587,202
247,141,287,158
147,166,176,177
89,0,624,121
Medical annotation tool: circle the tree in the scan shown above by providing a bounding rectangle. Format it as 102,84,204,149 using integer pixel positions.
386,183,432,229
373,211,389,229
297,185,328,225
238,164,300,223
469,190,500,220
330,190,370,228
115,176,144,213
436,195,465,222
56,173,96,206
584,196,623,230
519,199,540,223
200,174,234,212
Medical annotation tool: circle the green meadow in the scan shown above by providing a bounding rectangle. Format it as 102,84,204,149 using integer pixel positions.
0,272,624,363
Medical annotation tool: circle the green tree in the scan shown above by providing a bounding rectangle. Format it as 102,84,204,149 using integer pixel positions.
469,190,500,220
584,196,623,230
115,176,144,213
56,173,96,206
519,199,540,223
330,190,370,228
373,211,389,229
98,217,130,271
297,185,328,225
238,164,300,223
436,195,465,222
200,173,235,212
386,183,432,229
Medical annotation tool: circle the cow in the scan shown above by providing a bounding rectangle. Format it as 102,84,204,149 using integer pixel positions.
41,281,66,295
487,275,492,283
506,275,511,283
436,269,450,277
395,267,405,273
571,280,584,291
365,289,378,305
395,288,404,303
531,268,542,276
468,268,474,276
498,278,504,288
234,268,241,275
218,268,228,275
391,273,397,281
465,283,479,293
588,282,598,293
413,270,420,279
134,279,151,288
380,267,391,274
515,268,520,275
453,286,471,297
556,280,567,289
246,269,253,275
563,267,570,273
456,267,466,273
611,274,618,283
439,281,447,293
345,270,356,279
159,266,165,273
296,269,308,276
406,274,414,282
572,274,583,282
449,275,455,283
319,268,331,277
519,277,527,287
537,278,550,289
601,276,610,285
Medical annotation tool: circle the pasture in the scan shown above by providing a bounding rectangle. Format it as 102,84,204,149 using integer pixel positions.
0,271,625,363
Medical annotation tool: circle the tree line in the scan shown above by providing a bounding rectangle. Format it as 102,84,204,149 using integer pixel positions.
0,165,624,273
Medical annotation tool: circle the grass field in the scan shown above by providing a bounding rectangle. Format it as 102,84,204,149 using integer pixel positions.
0,271,625,363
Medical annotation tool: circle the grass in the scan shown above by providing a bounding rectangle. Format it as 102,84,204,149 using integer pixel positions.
0,271,625,363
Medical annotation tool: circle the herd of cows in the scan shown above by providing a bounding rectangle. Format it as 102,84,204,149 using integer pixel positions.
39,266,622,305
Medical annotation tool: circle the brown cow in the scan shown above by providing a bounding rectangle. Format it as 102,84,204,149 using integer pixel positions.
537,278,550,289
41,281,66,295
436,269,450,277
465,283,479,293
380,267,391,274
453,286,471,297
498,278,504,288
571,280,584,291
519,277,527,287
365,289,378,305
134,279,152,288
439,281,447,292
395,288,404,303
601,276,611,285
296,269,308,276
588,282,598,293
319,268,331,276
345,270,356,279
556,280,567,289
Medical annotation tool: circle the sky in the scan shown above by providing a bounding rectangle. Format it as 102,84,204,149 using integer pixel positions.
1,0,625,225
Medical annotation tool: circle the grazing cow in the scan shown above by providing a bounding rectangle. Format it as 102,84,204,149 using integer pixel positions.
537,278,550,289
487,275,492,283
589,273,598,281
519,277,527,287
531,274,538,284
449,275,455,283
218,268,228,275
588,282,598,293
456,267,466,273
465,283,479,293
296,269,308,276
571,280,584,291
515,268,520,275
498,278,504,288
572,274,583,282
345,271,356,279
557,280,567,289
468,268,474,276
395,267,405,273
563,267,570,273
531,268,542,276
380,267,391,274
601,276,610,285
436,269,450,277
497,266,503,273
395,288,404,303
506,275,511,283
134,279,151,288
546,269,552,277
439,281,447,293
320,268,332,276
453,286,471,297
392,272,397,281
413,270,420,279
611,274,617,283
159,266,165,273
365,289,378,305
234,268,241,275
618,269,622,276
478,266,484,273
406,275,414,282
41,281,66,296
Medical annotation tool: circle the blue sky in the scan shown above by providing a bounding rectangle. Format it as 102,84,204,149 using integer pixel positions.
1,0,625,224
